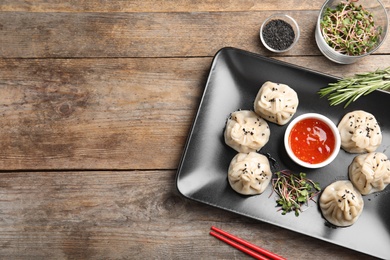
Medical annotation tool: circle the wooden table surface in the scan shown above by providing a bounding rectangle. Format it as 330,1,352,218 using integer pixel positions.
1,1,389,259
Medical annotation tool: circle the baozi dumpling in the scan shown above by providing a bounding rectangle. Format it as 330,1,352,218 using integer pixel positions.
349,152,390,195
254,81,298,125
228,152,272,195
338,110,382,153
224,110,270,153
319,180,364,227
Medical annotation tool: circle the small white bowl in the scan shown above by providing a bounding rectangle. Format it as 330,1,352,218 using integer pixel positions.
284,113,341,168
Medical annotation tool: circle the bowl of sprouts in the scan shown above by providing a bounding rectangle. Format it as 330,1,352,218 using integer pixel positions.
315,0,388,64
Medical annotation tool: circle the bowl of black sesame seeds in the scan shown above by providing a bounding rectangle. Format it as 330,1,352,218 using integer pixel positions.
260,14,300,53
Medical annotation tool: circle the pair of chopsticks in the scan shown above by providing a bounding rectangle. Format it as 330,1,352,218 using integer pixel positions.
210,226,286,260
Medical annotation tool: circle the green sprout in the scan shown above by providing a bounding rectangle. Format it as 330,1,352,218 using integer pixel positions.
320,0,382,56
270,170,321,216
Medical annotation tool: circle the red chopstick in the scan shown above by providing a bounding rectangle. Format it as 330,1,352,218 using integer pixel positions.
210,226,286,260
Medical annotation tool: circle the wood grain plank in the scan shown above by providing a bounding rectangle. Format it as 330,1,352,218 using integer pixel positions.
0,57,209,170
4,0,390,12
1,10,389,58
1,56,389,170
0,170,376,259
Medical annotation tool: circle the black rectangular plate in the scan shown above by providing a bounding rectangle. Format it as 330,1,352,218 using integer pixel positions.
176,47,390,259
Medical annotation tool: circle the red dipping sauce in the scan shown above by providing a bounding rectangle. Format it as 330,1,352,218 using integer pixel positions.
288,118,335,164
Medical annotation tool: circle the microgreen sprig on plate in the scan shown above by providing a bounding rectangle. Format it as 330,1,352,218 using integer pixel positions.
270,170,321,216
318,67,390,107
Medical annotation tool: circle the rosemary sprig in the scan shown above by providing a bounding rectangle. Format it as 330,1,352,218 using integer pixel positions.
318,67,390,107
270,170,321,216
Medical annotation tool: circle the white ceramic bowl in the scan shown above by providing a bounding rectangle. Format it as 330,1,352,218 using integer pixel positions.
284,113,341,168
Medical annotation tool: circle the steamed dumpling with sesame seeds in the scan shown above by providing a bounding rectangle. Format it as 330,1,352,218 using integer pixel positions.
319,180,364,227
338,110,382,153
228,152,272,195
224,110,270,153
254,81,298,125
349,152,390,195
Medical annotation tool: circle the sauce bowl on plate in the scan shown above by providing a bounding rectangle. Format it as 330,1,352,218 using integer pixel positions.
284,113,341,168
